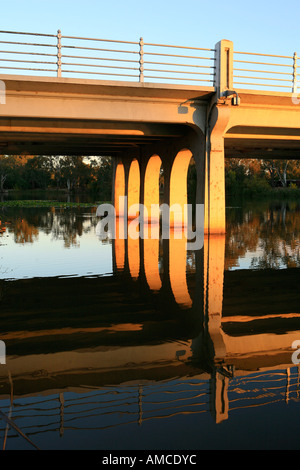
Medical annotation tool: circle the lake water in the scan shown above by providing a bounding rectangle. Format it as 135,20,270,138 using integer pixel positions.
0,197,300,450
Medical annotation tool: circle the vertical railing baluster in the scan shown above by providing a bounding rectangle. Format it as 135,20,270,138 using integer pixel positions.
57,29,62,77
293,51,297,93
139,37,144,82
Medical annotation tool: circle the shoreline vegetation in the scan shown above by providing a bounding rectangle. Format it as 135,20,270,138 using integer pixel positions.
0,198,101,208
225,158,300,201
1,187,300,210
1,155,300,207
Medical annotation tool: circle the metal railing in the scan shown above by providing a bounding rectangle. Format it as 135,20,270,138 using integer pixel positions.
233,50,298,92
0,29,216,86
0,29,298,92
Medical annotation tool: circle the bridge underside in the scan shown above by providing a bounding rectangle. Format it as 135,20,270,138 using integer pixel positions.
0,120,300,160
225,126,300,160
0,118,194,157
1,75,300,233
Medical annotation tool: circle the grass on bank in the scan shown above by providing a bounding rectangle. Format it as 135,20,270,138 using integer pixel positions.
226,175,300,201
0,200,102,208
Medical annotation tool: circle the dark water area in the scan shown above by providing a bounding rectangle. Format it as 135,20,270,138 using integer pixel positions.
0,197,300,450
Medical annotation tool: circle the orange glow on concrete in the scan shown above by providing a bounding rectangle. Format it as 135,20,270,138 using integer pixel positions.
169,228,192,308
169,149,193,227
143,234,162,292
128,222,140,280
114,163,125,217
204,234,226,360
128,159,140,219
114,218,125,270
206,234,225,316
144,154,162,222
205,148,226,234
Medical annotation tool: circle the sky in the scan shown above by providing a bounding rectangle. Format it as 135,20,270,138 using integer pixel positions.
2,0,300,56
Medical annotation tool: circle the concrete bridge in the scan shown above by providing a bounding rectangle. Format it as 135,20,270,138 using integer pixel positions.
0,30,299,233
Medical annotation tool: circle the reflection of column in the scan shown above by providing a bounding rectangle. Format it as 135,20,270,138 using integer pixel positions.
205,234,226,359
127,221,140,280
59,392,64,437
114,218,125,271
143,232,161,291
205,234,228,423
169,228,192,308
211,371,229,424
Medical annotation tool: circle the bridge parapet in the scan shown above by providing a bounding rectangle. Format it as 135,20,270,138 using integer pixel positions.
0,29,298,93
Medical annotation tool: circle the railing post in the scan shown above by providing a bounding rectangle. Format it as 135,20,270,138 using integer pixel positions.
293,52,297,93
57,29,62,78
139,37,144,82
214,39,234,98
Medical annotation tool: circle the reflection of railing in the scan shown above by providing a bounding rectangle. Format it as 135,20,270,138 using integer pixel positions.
0,379,210,445
1,367,300,447
228,368,300,412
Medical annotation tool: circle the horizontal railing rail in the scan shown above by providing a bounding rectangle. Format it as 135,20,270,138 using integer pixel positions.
0,29,298,93
233,50,298,92
0,29,215,86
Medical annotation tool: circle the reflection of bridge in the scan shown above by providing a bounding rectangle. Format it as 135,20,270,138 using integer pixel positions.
1,31,300,233
1,230,300,430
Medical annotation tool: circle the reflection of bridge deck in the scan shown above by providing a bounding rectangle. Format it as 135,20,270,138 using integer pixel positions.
1,235,300,425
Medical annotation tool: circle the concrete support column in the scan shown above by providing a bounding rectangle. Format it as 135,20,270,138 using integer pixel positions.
112,157,139,275
142,154,162,222
169,149,193,227
205,105,230,234
128,158,140,219
204,135,226,234
140,153,162,291
113,158,126,217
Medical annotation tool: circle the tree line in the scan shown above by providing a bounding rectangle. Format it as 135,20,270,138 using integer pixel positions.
1,154,300,201
225,158,300,197
0,154,113,200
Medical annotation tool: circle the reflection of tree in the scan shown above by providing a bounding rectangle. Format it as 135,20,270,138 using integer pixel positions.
225,201,300,270
50,210,82,248
13,219,39,244
7,207,98,248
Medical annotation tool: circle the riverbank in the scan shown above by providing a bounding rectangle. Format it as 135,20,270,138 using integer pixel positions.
226,185,300,204
0,199,100,208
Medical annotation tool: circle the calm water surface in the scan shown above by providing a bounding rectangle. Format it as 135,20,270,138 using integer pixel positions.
0,198,300,450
